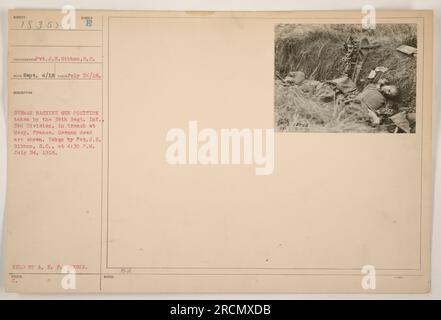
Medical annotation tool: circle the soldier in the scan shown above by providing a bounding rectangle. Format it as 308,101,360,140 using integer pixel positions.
353,79,399,125
325,75,399,126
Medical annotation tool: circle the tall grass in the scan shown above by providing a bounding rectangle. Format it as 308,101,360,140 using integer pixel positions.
275,83,375,133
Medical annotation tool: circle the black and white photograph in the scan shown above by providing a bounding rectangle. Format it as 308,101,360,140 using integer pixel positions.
275,24,417,133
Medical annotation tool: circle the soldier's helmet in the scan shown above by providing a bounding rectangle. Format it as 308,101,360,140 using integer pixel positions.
287,71,306,85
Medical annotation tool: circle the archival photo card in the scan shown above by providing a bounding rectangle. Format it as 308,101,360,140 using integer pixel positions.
5,10,432,293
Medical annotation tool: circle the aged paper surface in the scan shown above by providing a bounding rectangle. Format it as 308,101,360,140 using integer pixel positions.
5,10,433,293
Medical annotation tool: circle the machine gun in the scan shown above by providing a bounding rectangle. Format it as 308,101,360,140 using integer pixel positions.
342,36,380,84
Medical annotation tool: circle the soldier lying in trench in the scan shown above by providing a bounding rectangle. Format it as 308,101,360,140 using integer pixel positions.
327,75,399,126
283,71,408,129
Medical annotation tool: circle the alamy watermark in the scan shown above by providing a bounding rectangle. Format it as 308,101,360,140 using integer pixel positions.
61,5,76,30
165,121,274,175
362,4,376,30
61,265,76,290
361,265,376,290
